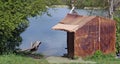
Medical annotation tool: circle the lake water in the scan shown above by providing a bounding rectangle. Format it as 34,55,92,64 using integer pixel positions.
20,8,108,56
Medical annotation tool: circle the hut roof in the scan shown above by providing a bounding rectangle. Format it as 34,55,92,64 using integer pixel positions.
52,14,114,32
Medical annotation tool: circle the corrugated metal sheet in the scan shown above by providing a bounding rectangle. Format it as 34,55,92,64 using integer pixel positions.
52,14,96,32
52,24,79,32
74,18,99,57
73,17,116,57
99,17,116,54
52,14,116,58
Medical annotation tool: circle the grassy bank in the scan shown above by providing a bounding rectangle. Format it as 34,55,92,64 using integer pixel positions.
85,55,120,64
0,54,48,64
84,51,120,64
1,52,120,64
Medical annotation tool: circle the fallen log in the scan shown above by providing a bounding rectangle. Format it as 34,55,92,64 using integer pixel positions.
21,41,41,52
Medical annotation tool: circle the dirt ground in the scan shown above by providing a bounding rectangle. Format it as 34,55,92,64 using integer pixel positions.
46,56,96,64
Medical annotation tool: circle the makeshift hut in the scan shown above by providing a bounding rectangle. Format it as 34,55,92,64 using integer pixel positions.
52,14,116,58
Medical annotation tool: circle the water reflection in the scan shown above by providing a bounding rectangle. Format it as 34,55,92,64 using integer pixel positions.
20,8,108,56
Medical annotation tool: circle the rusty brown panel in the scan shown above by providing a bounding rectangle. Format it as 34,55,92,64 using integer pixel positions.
60,14,96,26
67,32,74,58
60,14,83,24
65,16,116,57
74,18,99,57
100,18,116,54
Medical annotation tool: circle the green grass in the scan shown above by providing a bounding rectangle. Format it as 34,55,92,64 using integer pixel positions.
91,58,120,64
84,50,120,64
0,54,49,64
85,55,120,64
1,51,120,64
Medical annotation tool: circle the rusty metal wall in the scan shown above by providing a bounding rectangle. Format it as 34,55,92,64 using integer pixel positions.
100,17,116,54
74,18,99,57
73,18,116,57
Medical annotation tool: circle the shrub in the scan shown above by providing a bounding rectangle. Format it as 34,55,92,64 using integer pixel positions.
115,17,120,53
86,50,115,60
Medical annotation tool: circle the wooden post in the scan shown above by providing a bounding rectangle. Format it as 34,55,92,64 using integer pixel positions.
109,0,114,19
